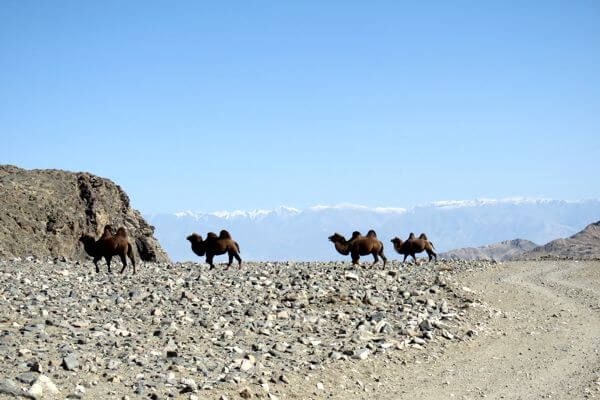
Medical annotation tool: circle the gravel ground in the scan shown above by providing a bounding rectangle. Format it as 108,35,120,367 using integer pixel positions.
0,258,492,399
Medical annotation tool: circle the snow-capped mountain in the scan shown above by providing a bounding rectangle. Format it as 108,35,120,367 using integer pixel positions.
145,198,600,262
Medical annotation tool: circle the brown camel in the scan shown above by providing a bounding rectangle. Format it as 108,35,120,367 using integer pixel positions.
186,229,241,270
79,226,136,274
328,230,387,267
391,234,437,263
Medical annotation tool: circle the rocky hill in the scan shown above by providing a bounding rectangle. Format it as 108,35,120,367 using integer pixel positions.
519,220,600,260
440,239,538,261
0,165,169,262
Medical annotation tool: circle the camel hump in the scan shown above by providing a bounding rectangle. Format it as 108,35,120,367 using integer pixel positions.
116,227,128,237
206,232,218,239
219,229,232,239
367,230,377,238
100,224,114,239
351,231,362,239
408,232,416,240
419,233,428,240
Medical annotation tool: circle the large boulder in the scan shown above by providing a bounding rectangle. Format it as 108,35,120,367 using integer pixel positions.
0,165,170,262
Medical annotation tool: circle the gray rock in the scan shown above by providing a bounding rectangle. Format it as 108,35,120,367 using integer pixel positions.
29,375,59,398
353,348,370,360
0,379,34,399
62,353,80,371
16,372,38,385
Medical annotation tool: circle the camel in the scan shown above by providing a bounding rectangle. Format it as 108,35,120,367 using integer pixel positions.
187,229,241,270
79,226,136,274
391,233,437,263
328,230,387,267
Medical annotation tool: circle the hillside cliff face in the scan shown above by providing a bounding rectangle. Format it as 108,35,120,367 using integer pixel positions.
519,221,600,260
0,165,169,262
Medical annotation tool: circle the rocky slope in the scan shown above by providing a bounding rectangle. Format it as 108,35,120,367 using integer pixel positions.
440,239,538,261
0,165,169,263
519,220,600,260
0,258,492,399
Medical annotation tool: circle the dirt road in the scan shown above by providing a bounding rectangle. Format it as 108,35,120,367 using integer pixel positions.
268,261,600,400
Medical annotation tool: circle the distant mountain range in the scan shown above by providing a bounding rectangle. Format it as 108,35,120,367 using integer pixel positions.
145,198,600,262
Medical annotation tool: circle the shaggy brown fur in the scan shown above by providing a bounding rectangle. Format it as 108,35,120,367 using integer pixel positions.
391,234,437,262
328,230,387,267
186,230,241,271
79,226,136,274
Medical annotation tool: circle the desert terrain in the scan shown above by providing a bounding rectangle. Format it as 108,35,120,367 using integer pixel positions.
1,258,598,399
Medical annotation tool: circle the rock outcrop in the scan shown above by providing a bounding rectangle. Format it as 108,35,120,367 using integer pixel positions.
440,239,538,261
518,221,600,260
0,165,169,262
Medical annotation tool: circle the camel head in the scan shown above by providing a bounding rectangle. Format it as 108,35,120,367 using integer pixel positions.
79,233,98,257
328,233,345,243
391,237,403,247
187,233,203,243
79,233,95,245
187,233,206,256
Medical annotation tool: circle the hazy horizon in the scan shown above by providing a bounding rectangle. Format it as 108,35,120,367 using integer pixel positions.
147,197,600,261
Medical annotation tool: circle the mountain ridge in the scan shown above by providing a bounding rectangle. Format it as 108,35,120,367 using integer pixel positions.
518,220,600,260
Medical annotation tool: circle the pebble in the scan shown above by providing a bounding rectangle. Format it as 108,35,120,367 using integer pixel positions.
62,354,80,371
353,349,370,360
29,375,59,397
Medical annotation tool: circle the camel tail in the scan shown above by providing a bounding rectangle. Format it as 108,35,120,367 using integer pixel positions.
235,241,241,253
430,241,435,249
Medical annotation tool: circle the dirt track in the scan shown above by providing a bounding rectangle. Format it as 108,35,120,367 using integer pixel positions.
260,261,600,400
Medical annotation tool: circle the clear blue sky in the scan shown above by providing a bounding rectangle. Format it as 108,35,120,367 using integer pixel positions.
1,1,599,213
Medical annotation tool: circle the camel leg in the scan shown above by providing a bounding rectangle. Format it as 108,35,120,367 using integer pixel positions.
430,250,437,262
379,249,387,268
371,252,379,267
128,246,136,274
206,254,215,270
119,253,127,274
105,256,112,274
411,253,417,263
403,254,408,263
227,253,233,268
351,252,360,266
234,253,242,267
93,257,101,273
